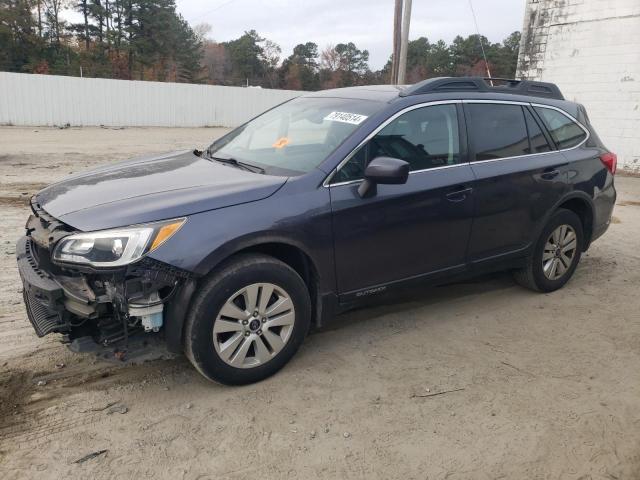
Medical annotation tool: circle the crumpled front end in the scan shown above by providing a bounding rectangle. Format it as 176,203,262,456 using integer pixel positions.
17,199,192,360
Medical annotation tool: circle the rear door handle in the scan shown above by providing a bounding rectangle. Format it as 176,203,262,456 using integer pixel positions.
445,187,473,202
540,169,560,180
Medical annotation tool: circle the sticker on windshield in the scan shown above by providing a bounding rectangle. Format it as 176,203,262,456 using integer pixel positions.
324,111,368,125
272,137,290,149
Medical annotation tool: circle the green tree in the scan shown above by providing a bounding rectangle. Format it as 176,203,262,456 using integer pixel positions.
71,0,90,49
336,43,368,71
291,41,318,68
0,0,40,71
450,34,489,75
428,40,453,76
223,29,264,85
282,41,319,90
493,31,520,78
170,14,202,82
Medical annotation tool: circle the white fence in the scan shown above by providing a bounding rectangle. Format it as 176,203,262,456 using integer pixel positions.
0,72,301,128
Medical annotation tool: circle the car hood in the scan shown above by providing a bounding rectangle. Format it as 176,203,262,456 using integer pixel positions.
35,150,287,231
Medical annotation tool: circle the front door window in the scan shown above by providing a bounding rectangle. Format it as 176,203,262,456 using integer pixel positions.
332,103,460,183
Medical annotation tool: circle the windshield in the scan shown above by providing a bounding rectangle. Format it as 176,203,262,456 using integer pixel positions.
207,97,385,175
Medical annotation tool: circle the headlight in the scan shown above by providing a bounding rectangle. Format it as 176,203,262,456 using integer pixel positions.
53,218,185,267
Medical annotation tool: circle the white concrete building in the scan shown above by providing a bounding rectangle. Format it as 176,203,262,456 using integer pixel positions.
517,0,640,172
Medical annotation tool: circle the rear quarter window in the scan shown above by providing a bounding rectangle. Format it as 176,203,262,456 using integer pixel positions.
534,106,587,149
524,108,552,154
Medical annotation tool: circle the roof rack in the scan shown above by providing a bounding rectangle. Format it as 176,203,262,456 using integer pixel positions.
400,77,564,100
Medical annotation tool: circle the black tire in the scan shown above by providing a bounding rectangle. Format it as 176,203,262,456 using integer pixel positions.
513,208,584,293
184,254,311,385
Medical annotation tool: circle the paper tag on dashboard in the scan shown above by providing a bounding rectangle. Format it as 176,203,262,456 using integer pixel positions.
324,111,368,125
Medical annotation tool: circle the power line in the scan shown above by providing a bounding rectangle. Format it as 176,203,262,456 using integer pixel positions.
188,0,243,23
467,0,492,79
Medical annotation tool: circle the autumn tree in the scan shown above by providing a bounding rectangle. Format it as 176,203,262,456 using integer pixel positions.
261,39,281,88
319,41,369,88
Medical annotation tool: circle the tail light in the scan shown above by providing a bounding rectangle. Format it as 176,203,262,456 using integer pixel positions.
599,152,617,175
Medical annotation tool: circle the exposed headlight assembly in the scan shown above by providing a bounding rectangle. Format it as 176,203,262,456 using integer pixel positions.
53,218,185,267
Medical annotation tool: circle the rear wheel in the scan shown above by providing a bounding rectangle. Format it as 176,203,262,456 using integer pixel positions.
185,254,311,385
513,208,583,293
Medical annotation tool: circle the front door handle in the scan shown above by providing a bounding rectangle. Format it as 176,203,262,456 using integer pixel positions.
445,187,473,202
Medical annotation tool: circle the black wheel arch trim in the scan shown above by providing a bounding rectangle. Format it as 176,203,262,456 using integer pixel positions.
165,278,198,353
195,233,325,287
532,190,595,254
165,233,329,353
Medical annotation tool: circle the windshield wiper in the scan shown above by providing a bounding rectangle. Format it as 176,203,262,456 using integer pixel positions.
205,153,265,174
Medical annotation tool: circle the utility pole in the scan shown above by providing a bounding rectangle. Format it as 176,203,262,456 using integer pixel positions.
397,0,412,84
390,0,403,84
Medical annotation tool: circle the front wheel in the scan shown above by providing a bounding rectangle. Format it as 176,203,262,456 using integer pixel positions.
184,254,311,385
513,208,584,293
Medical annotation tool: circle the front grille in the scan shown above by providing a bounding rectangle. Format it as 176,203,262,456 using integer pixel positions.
28,196,74,251
23,236,45,281
18,236,68,337
23,288,66,337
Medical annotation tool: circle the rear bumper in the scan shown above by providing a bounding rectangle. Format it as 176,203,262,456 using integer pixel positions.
16,236,68,337
589,178,616,246
591,218,611,244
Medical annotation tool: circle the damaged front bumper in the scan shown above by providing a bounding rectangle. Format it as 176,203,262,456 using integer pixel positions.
18,235,67,337
17,219,193,358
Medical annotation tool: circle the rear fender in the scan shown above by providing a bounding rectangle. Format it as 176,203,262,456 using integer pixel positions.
530,191,595,253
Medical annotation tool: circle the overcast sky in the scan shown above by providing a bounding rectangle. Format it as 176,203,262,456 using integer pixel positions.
177,0,526,69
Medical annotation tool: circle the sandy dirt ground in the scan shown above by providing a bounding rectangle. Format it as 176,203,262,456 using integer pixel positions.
0,126,639,479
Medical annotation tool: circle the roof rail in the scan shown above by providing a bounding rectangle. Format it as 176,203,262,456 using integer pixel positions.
400,77,565,100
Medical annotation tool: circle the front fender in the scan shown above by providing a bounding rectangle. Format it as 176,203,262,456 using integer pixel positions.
193,231,318,277
148,185,334,285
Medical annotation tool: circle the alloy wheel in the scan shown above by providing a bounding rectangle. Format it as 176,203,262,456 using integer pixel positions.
542,224,578,281
213,283,295,368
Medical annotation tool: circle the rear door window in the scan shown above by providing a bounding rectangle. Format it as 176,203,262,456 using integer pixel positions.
534,106,587,149
466,104,529,161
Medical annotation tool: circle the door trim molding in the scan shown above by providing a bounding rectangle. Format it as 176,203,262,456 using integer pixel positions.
324,100,591,186
328,162,469,188
338,262,467,303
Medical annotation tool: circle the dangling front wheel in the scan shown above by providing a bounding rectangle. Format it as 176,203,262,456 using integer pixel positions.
185,254,311,385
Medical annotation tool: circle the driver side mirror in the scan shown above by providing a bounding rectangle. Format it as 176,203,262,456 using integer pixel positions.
358,156,410,198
